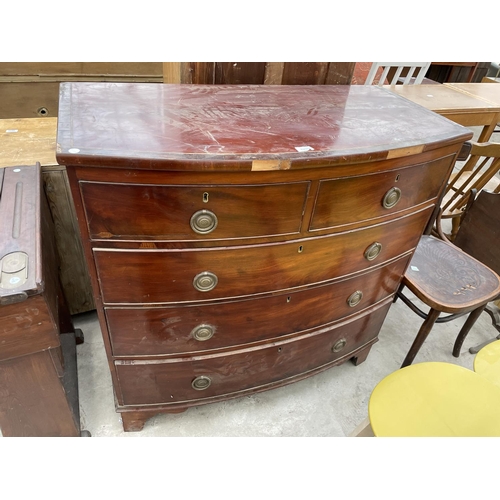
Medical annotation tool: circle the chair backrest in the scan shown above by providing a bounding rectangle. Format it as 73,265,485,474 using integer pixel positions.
364,62,431,86
454,190,500,276
442,142,500,219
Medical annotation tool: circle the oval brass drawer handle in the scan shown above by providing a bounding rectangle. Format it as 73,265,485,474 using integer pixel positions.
347,290,363,307
332,338,347,353
364,242,382,261
190,210,218,234
382,187,402,209
191,324,215,341
193,271,218,292
192,375,212,391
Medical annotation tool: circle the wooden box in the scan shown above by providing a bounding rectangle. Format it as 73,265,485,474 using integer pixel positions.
0,164,86,436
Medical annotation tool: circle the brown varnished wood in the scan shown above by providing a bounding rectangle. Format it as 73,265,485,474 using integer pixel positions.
404,236,500,313
310,155,454,230
0,349,80,436
94,207,432,305
115,301,391,407
0,164,84,436
215,63,267,84
57,83,471,430
56,84,471,171
80,180,310,241
106,255,410,357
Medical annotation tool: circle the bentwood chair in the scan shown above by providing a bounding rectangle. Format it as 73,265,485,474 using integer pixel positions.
397,189,500,367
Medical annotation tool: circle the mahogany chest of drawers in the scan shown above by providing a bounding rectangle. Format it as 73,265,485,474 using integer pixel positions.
56,83,472,431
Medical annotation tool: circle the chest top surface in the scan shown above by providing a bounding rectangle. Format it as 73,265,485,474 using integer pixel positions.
56,82,471,170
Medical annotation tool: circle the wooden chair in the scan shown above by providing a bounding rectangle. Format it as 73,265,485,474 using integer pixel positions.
397,189,500,367
441,142,500,239
364,62,431,86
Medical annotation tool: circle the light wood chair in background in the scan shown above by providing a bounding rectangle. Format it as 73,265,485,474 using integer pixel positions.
440,142,500,239
364,62,431,86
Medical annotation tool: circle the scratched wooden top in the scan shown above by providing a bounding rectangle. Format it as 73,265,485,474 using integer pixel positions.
56,83,472,171
0,118,58,168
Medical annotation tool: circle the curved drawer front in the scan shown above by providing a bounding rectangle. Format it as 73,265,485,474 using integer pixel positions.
115,301,392,406
310,155,453,231
94,206,432,304
80,181,309,240
106,254,410,356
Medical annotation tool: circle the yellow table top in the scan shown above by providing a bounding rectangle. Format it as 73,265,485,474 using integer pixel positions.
474,340,500,389
369,362,500,437
0,117,58,168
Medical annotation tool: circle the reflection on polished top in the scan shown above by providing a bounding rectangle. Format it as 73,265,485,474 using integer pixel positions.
56,83,471,170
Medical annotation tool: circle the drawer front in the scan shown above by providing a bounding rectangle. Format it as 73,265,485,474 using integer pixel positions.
80,181,310,240
94,206,432,304
115,301,392,406
106,255,410,356
310,155,453,231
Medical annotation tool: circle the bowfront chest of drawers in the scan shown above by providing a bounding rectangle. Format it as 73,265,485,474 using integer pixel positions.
56,82,472,431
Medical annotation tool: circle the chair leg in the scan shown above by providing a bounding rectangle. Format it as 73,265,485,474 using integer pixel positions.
401,308,441,368
452,305,488,357
468,303,500,354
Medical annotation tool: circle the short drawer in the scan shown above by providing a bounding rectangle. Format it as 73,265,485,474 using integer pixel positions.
94,206,432,304
106,254,410,356
115,301,392,406
310,155,453,231
80,181,309,240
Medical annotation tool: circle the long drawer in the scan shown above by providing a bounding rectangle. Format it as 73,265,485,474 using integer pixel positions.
94,206,432,304
80,181,310,241
115,300,392,406
310,155,453,231
106,254,410,356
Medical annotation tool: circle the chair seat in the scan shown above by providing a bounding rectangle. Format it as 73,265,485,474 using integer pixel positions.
474,339,500,388
368,362,500,436
404,235,500,313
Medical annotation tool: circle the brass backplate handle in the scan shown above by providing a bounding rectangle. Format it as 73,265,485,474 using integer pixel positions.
191,324,215,341
332,338,347,353
190,210,218,234
382,187,402,209
347,290,363,307
364,242,382,261
193,271,218,292
192,375,212,391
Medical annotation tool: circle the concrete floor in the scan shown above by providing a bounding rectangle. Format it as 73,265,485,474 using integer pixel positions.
72,293,499,437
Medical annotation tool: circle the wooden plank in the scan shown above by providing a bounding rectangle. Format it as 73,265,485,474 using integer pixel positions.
0,117,58,166
264,63,285,84
42,169,95,314
0,82,61,118
215,62,267,84
325,62,356,85
282,62,329,85
0,62,163,78
162,62,182,83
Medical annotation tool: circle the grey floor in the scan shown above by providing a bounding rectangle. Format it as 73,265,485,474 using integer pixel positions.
72,294,499,437
72,126,500,438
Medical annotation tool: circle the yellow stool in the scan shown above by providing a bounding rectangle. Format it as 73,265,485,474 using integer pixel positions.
368,362,500,436
474,339,500,389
